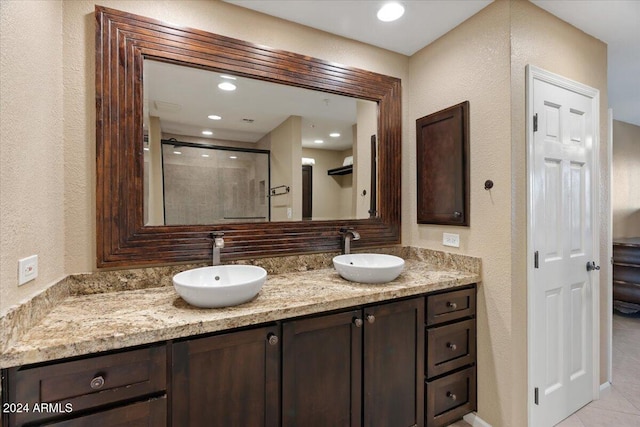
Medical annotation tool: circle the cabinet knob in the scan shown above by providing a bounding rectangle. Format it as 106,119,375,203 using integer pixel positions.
446,301,458,310
446,391,457,401
353,317,363,328
447,342,457,351
366,314,375,324
90,375,105,390
453,211,462,218
267,333,279,346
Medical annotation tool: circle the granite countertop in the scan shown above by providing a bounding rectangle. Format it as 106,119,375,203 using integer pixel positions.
0,248,480,369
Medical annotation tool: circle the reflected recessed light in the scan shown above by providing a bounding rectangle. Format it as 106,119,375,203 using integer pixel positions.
218,82,237,91
377,2,405,22
229,155,238,159
201,154,210,158
329,133,341,138
220,75,237,80
143,147,150,151
314,139,324,144
202,130,213,136
173,151,182,155
208,115,222,120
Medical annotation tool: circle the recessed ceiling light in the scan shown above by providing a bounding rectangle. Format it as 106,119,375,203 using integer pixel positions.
329,133,341,138
202,130,213,135
173,151,182,155
377,2,405,22
220,75,237,80
201,154,210,158
208,115,222,120
229,155,238,159
143,147,150,151
314,139,324,144
218,82,237,91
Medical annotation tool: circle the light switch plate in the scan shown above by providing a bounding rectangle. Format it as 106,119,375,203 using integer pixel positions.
443,233,460,248
18,255,38,286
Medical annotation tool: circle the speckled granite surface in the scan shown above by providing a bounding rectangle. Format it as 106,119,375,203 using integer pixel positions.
0,247,480,369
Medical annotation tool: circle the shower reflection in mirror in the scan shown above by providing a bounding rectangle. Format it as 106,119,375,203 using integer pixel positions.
144,140,270,225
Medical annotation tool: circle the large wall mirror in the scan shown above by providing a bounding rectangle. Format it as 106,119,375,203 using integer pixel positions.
143,59,378,225
96,6,401,267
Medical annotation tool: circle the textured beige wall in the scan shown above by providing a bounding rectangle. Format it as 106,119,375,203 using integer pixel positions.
407,2,512,425
612,120,640,237
407,0,608,425
0,0,408,312
0,1,614,424
0,1,66,316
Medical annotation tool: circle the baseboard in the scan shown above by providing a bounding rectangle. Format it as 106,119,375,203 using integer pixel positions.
463,412,492,427
600,381,611,392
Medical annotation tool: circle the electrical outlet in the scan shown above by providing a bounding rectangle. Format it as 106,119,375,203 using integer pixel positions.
18,255,38,285
442,233,460,248
287,207,292,219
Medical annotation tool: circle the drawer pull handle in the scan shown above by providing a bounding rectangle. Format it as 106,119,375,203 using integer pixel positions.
446,391,457,401
90,375,105,390
353,317,363,328
447,342,457,351
366,314,376,324
267,333,279,345
446,301,458,310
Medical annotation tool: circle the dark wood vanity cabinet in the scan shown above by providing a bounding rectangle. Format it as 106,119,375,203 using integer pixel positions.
2,286,478,427
2,345,167,426
282,298,424,427
425,286,477,427
171,325,280,427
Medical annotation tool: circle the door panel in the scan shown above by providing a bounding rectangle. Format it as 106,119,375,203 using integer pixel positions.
282,310,362,427
363,298,424,427
531,72,597,426
172,326,280,427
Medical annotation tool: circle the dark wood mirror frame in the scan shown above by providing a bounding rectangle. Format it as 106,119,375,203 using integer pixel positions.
95,6,401,268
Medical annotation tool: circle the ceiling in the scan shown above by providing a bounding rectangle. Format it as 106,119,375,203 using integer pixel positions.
227,0,640,127
144,59,374,151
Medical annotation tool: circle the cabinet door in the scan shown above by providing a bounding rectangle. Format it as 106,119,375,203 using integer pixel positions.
172,325,280,427
282,309,362,427
363,298,425,427
416,101,469,226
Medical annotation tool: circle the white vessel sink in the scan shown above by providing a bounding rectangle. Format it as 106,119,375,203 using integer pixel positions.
332,253,405,284
173,265,267,308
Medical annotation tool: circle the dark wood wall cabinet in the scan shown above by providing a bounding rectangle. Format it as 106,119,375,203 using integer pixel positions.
2,286,477,427
613,238,640,311
416,102,470,226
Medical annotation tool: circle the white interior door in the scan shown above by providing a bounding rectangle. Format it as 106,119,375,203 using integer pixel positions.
528,65,600,427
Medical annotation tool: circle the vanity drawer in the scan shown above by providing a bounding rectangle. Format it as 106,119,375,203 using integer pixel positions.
43,396,166,427
425,366,476,427
426,319,476,379
426,287,476,326
6,345,166,426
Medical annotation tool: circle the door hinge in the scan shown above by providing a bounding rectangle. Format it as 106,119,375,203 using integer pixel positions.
534,387,539,405
534,251,539,268
533,113,538,132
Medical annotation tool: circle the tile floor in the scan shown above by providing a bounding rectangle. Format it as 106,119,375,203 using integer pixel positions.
556,310,640,427
446,311,640,427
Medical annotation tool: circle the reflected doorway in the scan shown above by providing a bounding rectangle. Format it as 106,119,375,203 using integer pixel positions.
302,165,312,220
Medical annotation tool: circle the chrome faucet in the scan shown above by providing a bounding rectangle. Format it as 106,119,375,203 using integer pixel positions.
340,227,360,254
212,232,225,265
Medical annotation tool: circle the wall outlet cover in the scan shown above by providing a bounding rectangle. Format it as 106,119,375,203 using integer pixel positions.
18,255,38,285
443,233,460,248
